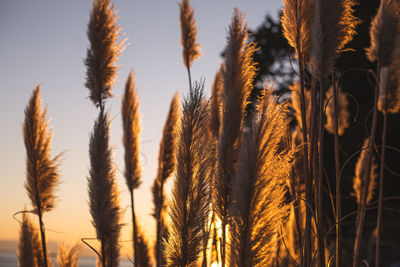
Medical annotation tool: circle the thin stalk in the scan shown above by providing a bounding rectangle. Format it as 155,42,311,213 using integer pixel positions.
186,65,192,92
37,208,48,267
131,190,138,267
333,73,342,267
317,76,326,267
353,65,380,267
375,110,387,267
101,239,106,267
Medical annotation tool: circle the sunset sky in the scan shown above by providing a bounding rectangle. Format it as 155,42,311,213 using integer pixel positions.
0,0,282,254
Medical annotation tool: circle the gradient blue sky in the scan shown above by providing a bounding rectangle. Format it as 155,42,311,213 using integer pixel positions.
0,0,282,252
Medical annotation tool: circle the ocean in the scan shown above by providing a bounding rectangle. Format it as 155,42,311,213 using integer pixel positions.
0,251,133,267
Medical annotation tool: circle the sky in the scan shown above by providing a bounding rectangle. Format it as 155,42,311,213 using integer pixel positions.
0,0,282,254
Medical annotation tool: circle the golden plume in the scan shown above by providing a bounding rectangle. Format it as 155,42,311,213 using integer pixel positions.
122,71,142,190
165,82,211,267
230,88,293,266
135,221,152,267
366,0,400,66
23,86,60,267
179,0,202,69
281,0,315,62
353,139,378,205
290,81,311,131
151,92,180,267
214,10,257,265
57,243,81,267
325,86,350,135
85,0,126,108
88,112,121,266
209,66,224,139
310,0,360,77
18,212,42,267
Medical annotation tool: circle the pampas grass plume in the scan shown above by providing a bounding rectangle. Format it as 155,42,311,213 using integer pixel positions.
353,139,378,205
231,88,293,266
165,82,211,267
281,0,315,62
18,212,42,267
209,66,224,139
366,0,400,66
179,0,202,69
122,71,142,191
24,86,60,215
325,86,350,135
88,112,121,266
290,81,311,131
310,0,359,77
85,0,126,107
57,243,81,267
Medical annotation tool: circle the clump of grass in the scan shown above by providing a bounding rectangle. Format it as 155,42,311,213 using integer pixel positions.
23,86,61,267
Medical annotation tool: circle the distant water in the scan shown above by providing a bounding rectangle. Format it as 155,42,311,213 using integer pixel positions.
0,251,133,267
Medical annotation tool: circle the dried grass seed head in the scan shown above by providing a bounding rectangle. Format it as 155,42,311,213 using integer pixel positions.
23,86,60,214
366,0,400,66
179,0,202,68
85,0,126,107
122,71,142,191
324,86,350,135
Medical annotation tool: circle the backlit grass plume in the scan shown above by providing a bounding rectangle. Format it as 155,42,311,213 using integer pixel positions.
290,81,311,131
121,71,142,266
209,67,223,139
310,0,359,77
230,88,293,267
325,86,350,135
57,243,81,267
281,0,315,62
165,82,211,267
366,0,400,67
353,139,378,206
88,112,121,267
18,212,42,267
215,9,257,266
152,92,180,267
23,86,60,267
135,222,152,267
179,0,202,70
85,0,126,109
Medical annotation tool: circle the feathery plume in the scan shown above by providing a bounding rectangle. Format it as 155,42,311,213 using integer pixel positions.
122,71,142,191
230,88,293,267
24,86,60,215
215,9,257,265
366,0,400,66
290,82,311,131
18,212,42,267
165,82,211,267
325,86,350,135
281,0,315,62
152,92,180,267
179,0,202,69
353,139,378,205
209,66,224,139
23,86,60,267
88,112,121,266
136,222,152,267
310,0,360,77
57,243,81,267
378,60,400,113
85,0,126,108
